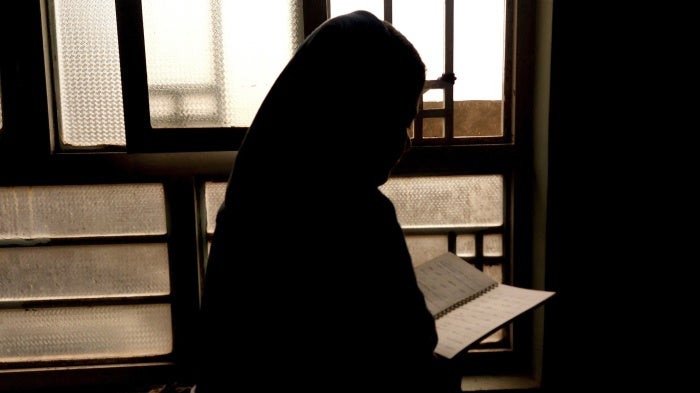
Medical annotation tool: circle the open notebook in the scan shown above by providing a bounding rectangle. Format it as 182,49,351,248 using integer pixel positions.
414,252,555,358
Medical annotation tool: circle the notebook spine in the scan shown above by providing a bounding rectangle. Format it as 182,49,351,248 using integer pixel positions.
434,282,498,320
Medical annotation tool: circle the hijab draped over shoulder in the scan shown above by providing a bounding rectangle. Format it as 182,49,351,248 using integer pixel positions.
198,10,455,393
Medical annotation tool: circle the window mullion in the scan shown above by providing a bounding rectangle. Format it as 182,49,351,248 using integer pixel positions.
115,0,151,152
444,0,455,141
302,0,329,37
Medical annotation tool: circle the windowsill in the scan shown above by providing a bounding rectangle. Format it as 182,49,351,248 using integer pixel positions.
173,377,542,393
460,374,540,391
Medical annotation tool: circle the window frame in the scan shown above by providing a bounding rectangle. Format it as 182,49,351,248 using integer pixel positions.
114,0,246,153
111,0,327,154
0,0,545,391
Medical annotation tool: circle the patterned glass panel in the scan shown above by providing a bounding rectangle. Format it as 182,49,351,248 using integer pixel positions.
381,175,503,229
456,234,476,258
483,233,503,257
483,263,502,283
406,234,449,266
142,0,303,128
51,0,126,147
0,244,170,301
0,304,172,362
0,184,166,239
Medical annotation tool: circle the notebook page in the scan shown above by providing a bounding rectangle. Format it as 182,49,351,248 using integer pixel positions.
415,252,498,317
434,284,555,358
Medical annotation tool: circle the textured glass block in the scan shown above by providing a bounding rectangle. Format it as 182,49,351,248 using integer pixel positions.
0,184,166,239
142,0,303,128
52,0,126,147
381,175,503,229
456,234,476,258
0,244,170,301
483,263,503,284
483,233,503,257
478,327,505,345
406,235,449,267
204,181,227,234
0,304,172,362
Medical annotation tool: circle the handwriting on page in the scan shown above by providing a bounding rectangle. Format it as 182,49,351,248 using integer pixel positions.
434,284,555,359
415,256,496,316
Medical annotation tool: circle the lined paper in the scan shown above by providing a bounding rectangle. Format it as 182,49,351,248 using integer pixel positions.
434,284,554,358
413,252,555,358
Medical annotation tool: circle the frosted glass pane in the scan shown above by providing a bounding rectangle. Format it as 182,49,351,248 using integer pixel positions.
454,0,505,101
142,0,303,128
483,263,502,284
381,175,503,229
329,0,384,19
0,244,170,301
204,181,226,234
52,0,126,147
483,233,503,257
0,184,166,239
0,304,172,362
406,235,449,267
456,234,476,258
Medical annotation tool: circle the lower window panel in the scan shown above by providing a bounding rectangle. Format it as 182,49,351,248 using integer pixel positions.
0,303,173,363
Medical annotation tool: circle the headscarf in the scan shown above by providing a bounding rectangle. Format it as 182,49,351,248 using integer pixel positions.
229,9,426,191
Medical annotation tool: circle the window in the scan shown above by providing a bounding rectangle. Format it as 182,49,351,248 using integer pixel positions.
0,0,547,391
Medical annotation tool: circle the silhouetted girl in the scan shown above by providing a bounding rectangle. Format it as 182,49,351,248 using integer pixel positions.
198,10,459,392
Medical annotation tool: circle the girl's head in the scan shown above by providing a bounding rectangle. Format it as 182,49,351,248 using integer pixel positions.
240,10,426,187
